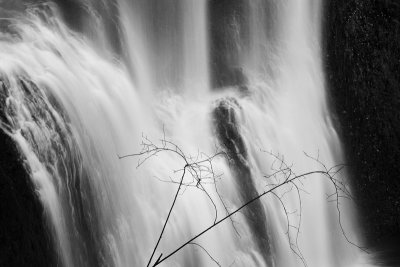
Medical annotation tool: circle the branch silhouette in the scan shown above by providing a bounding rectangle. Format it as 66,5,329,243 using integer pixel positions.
118,134,365,267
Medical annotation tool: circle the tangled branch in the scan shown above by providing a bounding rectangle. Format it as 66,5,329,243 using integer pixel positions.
118,134,365,267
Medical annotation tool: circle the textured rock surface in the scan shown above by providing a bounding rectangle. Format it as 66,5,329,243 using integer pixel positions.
0,80,56,266
324,0,400,251
213,98,273,266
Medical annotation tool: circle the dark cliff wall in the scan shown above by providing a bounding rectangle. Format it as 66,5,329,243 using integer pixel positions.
0,79,56,266
0,132,56,266
324,0,400,248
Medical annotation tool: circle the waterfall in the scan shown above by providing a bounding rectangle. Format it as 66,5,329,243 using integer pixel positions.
0,1,366,266
118,0,209,96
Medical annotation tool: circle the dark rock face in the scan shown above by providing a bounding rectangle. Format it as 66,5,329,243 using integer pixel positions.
0,81,56,266
0,77,104,266
213,98,273,265
209,0,277,91
324,0,400,254
209,0,249,89
0,132,56,267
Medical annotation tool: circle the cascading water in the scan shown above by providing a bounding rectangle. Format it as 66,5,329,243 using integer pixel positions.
0,1,369,266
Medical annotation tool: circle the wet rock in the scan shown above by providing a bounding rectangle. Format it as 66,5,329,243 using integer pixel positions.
213,97,273,265
0,78,57,267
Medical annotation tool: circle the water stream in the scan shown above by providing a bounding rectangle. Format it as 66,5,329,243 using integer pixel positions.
0,1,366,266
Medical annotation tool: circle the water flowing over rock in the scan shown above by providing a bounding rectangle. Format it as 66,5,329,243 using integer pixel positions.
0,1,378,266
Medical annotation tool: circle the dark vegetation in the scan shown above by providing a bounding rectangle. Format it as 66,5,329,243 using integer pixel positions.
324,0,400,245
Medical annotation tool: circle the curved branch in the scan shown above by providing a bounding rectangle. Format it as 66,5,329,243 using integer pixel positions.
152,170,331,266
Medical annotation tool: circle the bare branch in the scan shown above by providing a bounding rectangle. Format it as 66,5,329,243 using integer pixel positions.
189,242,221,267
119,134,366,267
146,164,187,267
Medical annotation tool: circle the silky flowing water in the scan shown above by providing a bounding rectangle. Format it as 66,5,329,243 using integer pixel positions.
0,1,368,266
